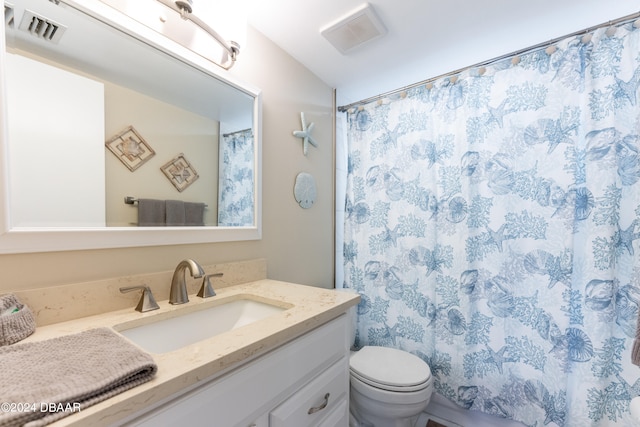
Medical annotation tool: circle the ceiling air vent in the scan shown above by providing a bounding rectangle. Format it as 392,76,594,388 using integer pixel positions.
18,9,66,43
320,3,387,54
4,4,14,28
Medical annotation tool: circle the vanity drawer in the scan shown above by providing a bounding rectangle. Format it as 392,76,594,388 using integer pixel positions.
270,357,349,427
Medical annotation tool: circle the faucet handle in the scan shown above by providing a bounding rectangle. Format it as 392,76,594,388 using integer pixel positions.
197,273,223,298
120,285,160,312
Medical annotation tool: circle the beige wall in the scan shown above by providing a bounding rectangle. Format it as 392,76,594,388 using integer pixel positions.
0,26,335,293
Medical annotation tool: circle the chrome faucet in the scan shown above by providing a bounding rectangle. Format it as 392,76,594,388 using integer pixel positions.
169,259,205,305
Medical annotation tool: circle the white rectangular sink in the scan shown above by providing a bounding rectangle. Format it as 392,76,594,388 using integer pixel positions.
116,298,288,354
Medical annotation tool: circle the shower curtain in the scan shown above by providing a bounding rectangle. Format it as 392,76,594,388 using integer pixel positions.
341,22,640,426
218,128,254,226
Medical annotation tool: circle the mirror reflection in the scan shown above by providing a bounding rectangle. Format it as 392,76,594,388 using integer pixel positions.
3,0,256,228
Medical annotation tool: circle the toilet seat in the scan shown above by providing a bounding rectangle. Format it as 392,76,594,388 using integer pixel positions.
350,346,432,392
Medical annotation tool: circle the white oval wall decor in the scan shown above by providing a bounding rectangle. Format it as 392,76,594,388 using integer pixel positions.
294,172,317,209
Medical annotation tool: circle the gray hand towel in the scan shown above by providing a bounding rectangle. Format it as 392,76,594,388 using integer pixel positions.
185,202,205,226
166,200,186,226
0,328,157,427
137,199,165,226
633,339,640,366
633,314,640,366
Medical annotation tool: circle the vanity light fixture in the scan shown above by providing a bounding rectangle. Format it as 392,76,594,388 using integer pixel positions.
156,0,240,68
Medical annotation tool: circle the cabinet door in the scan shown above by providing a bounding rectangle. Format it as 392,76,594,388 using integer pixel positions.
270,358,349,427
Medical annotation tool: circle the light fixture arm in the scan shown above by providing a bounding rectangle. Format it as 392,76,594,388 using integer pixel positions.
156,0,240,68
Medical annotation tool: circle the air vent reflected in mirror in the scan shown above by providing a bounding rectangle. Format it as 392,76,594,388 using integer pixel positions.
18,9,66,43
4,4,14,28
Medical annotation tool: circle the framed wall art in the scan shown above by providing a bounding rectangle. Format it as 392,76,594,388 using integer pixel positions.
160,153,199,192
105,125,155,171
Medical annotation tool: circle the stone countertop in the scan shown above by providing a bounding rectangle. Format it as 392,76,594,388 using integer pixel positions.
17,280,359,426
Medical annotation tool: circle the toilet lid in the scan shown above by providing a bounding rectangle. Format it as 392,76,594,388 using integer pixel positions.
350,346,431,390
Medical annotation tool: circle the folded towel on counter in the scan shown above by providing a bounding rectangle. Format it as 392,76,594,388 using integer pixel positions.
0,328,157,427
184,202,205,226
0,294,35,346
137,198,165,226
165,200,186,226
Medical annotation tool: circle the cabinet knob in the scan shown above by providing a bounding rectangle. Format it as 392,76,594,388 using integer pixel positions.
307,393,330,414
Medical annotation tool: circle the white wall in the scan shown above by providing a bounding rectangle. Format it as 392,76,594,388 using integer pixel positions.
228,27,336,286
6,53,105,227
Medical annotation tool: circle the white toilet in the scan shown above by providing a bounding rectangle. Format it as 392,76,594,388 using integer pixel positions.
349,345,434,427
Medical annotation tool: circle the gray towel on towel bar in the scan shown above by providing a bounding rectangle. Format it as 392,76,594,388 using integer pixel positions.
185,202,205,226
165,200,186,226
137,198,165,226
0,328,157,427
633,314,640,366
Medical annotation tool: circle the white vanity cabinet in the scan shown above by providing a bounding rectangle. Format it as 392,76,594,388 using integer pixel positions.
124,314,350,427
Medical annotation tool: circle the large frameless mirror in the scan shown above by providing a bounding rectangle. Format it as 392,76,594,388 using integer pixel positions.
0,0,262,253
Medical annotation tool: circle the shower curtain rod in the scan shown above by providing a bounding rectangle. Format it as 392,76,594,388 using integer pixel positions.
222,128,252,137
337,11,640,113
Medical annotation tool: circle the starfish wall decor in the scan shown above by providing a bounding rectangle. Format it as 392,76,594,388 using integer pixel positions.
292,112,318,156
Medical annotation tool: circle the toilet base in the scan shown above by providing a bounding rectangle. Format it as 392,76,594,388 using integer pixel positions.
349,406,371,427
350,386,428,427
349,406,419,427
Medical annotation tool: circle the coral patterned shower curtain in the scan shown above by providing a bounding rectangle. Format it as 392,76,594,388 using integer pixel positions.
341,21,640,426
218,128,254,226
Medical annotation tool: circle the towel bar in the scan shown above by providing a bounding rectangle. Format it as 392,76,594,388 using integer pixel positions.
124,196,208,207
